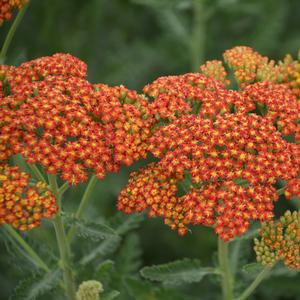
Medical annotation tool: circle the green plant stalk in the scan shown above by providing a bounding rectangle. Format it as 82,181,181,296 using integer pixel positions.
236,266,273,300
67,175,98,243
191,0,206,71
28,163,47,183
0,2,29,64
49,174,77,300
218,238,234,300
230,239,242,282
3,224,50,272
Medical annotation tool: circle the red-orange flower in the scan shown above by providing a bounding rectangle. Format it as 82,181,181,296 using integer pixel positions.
144,73,255,120
0,164,57,231
118,113,299,241
0,54,154,185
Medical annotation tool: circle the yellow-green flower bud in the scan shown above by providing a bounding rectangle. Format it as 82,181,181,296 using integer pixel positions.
76,280,104,300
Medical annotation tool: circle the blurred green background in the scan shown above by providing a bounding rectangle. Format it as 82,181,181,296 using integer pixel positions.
0,0,300,299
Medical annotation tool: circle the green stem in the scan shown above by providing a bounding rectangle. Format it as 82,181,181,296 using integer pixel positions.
236,266,272,300
3,224,49,272
28,163,47,183
218,238,234,300
0,2,29,64
49,174,77,300
191,0,206,71
230,239,242,282
67,175,98,243
58,181,69,198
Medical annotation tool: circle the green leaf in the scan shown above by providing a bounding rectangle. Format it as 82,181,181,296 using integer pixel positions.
101,290,120,300
79,236,121,265
72,219,118,241
115,233,142,276
242,262,264,275
10,269,61,300
242,262,298,279
1,229,40,272
125,278,156,300
109,212,146,235
125,278,188,300
96,260,115,285
141,258,217,285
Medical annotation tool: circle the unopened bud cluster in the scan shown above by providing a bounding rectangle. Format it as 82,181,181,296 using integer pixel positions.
254,210,300,269
201,46,300,101
76,280,103,300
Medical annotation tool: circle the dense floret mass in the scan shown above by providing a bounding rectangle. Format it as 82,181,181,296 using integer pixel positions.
144,73,255,120
0,164,57,230
0,54,153,185
254,210,300,270
118,113,299,241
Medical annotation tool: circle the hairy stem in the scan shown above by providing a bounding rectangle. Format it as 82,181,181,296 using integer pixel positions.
3,224,50,272
67,175,98,243
218,238,234,300
49,174,77,300
0,2,29,64
236,266,273,300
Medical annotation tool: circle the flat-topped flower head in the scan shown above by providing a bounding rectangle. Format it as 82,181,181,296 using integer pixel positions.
0,54,154,185
0,0,28,25
254,210,300,270
118,113,299,241
0,164,57,231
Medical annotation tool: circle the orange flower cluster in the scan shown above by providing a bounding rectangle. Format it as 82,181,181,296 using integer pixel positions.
243,82,300,141
118,113,299,241
0,54,153,185
0,0,28,25
254,210,300,270
0,164,57,230
285,179,300,200
144,73,255,120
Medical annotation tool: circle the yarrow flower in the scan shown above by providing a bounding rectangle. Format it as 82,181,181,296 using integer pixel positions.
0,0,28,25
223,46,269,88
0,164,57,231
118,113,299,241
76,280,103,300
0,53,153,185
254,210,300,270
242,82,300,141
144,73,255,120
204,46,300,101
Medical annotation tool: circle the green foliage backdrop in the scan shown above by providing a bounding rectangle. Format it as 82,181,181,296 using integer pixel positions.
0,0,300,299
